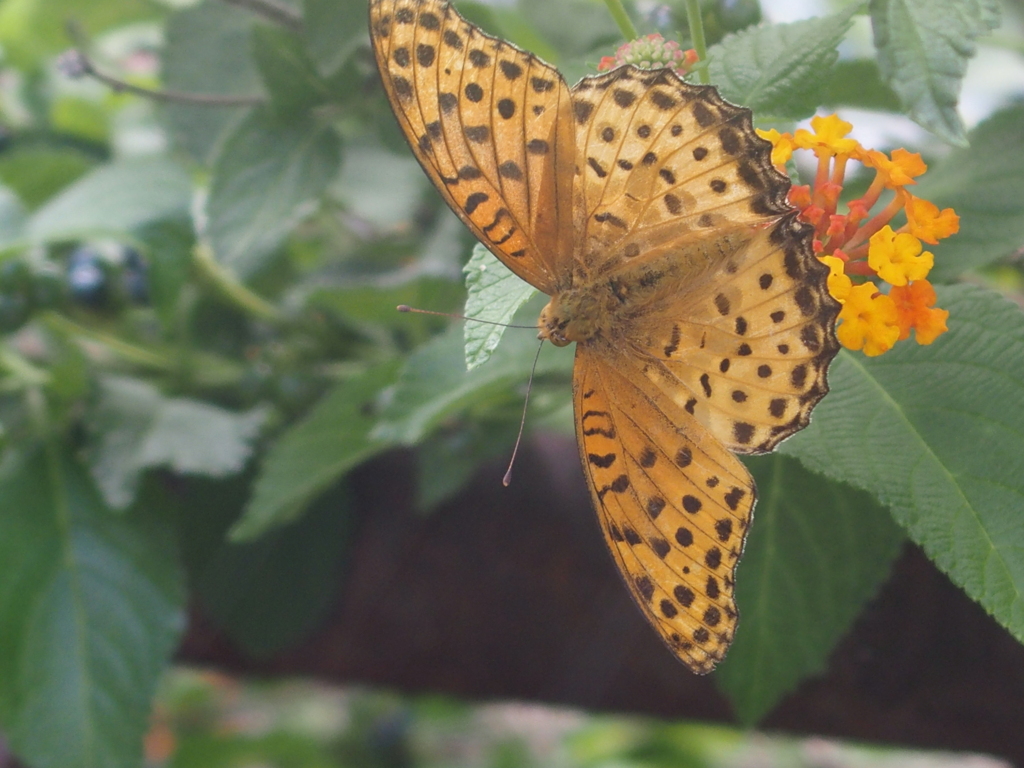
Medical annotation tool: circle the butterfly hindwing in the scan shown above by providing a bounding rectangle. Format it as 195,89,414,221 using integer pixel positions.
369,0,577,293
574,347,754,674
638,217,839,454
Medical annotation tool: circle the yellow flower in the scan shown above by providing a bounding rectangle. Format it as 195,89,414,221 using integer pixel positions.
903,194,960,244
836,283,901,356
793,114,860,157
890,279,949,344
868,226,934,286
756,128,796,166
819,255,852,303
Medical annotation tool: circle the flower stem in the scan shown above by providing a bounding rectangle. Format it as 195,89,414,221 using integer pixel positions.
0,345,50,387
683,0,709,84
192,243,286,325
603,0,637,42
43,313,177,371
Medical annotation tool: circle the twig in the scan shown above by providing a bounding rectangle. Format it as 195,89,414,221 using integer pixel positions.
61,23,265,107
220,0,303,31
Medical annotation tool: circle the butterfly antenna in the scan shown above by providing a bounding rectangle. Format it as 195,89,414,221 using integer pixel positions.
397,305,536,329
503,339,545,487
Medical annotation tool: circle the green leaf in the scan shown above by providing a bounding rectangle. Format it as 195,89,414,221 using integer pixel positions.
0,145,97,210
0,445,184,768
414,419,519,512
457,1,560,64
86,375,267,510
26,157,192,244
206,108,341,278
869,0,1000,146
373,309,573,446
823,59,902,112
333,137,426,231
707,6,862,119
516,0,621,82
235,360,400,541
915,104,1024,282
135,218,195,332
0,0,161,67
781,284,1024,649
463,244,537,371
162,0,265,163
302,0,367,77
197,483,353,658
251,25,331,117
50,97,110,145
0,185,27,252
716,454,904,723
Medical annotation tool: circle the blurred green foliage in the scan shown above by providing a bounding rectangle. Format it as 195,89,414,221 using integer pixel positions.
149,671,1008,768
0,0,1019,766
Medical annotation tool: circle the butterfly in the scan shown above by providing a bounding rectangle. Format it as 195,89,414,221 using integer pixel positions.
369,0,840,673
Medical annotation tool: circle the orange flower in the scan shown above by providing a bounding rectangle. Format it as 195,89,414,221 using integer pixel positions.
903,194,960,244
757,114,956,355
788,184,812,209
890,280,949,344
859,147,927,188
836,283,901,357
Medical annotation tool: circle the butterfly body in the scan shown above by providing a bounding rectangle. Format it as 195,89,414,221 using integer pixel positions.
370,0,840,673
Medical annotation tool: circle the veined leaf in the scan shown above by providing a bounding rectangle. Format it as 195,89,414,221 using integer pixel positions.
0,446,184,768
870,0,1000,146
463,243,538,371
235,360,401,541
916,104,1024,282
206,108,341,278
27,157,192,244
374,314,572,446
86,376,266,510
782,284,1024,647
707,6,862,119
717,454,904,723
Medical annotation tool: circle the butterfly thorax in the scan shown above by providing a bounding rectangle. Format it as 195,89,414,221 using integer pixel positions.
538,257,687,347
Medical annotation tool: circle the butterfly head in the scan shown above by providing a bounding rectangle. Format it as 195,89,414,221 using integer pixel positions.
537,290,607,348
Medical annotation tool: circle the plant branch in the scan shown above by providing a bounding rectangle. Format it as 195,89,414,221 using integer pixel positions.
220,0,303,31
0,345,50,388
62,23,265,107
43,313,178,371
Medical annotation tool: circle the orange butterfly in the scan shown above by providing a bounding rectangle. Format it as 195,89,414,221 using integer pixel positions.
369,0,839,673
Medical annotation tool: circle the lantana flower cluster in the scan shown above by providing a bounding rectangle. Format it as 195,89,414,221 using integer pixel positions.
758,115,958,356
597,33,699,78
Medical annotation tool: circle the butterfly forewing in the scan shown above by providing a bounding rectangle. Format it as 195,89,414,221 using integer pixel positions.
568,68,793,279
369,0,576,293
